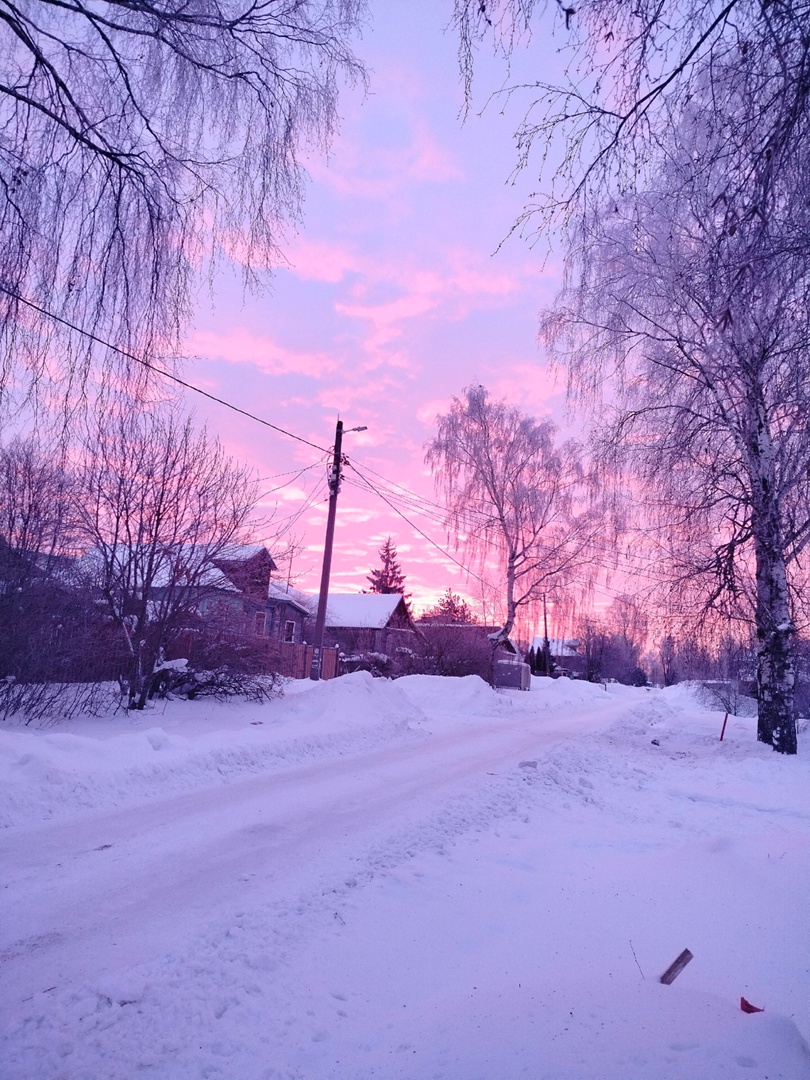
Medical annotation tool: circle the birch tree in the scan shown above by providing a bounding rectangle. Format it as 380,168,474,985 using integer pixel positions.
544,69,810,753
0,0,366,402
453,1,810,239
426,385,602,645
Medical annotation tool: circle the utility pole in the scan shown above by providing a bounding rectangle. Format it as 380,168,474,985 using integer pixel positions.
310,420,366,681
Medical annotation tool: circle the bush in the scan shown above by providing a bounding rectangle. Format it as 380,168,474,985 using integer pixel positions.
627,666,650,687
148,661,281,703
0,678,120,725
412,624,493,680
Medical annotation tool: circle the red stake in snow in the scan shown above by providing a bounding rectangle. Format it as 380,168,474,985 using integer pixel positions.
720,713,729,741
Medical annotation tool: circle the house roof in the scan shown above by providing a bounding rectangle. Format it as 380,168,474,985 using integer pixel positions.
214,544,277,570
531,636,580,657
76,544,276,594
267,581,310,615
322,593,408,629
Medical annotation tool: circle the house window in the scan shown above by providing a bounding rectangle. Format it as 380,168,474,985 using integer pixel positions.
284,620,295,643
254,612,266,636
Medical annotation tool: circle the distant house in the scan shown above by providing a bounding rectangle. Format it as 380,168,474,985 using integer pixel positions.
530,636,586,676
307,593,418,667
265,581,310,644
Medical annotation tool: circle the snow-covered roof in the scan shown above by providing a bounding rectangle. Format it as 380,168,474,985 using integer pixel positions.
323,593,406,629
267,581,310,614
214,544,275,565
531,637,580,657
75,545,283,594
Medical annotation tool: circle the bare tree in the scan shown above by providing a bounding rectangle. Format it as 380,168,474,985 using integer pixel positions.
452,1,810,238
699,633,757,716
426,385,604,645
76,404,262,708
543,62,810,752
0,0,366,401
0,435,73,591
0,435,120,720
573,615,609,683
604,593,648,682
659,634,678,688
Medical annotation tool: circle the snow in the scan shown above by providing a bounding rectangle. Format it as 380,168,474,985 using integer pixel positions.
322,592,405,628
1,675,808,1079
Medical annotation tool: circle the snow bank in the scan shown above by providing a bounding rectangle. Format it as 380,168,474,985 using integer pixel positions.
0,672,424,827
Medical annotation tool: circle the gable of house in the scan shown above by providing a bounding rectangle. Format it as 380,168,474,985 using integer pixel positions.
323,593,414,631
213,545,278,602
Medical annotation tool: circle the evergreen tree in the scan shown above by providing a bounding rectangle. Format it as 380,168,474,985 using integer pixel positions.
423,588,475,624
366,537,409,602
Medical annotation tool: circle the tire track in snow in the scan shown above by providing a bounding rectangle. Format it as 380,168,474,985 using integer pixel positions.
0,696,628,1023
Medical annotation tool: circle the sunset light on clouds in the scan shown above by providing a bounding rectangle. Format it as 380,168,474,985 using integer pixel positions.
183,4,568,617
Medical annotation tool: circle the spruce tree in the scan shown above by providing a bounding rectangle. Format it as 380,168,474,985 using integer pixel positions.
366,537,408,600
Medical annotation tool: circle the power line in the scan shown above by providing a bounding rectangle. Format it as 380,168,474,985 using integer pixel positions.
6,289,698,606
0,285,330,455
341,474,450,531
264,469,328,538
351,459,451,516
257,463,325,483
3,285,484,573
260,458,328,498
344,461,499,592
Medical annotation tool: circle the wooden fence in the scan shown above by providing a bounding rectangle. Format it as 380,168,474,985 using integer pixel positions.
272,642,339,681
169,632,339,681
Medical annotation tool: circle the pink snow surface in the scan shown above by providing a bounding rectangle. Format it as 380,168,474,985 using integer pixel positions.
0,673,808,1079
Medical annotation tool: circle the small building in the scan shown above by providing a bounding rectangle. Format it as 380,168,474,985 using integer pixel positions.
530,636,586,676
264,581,310,644
307,593,418,670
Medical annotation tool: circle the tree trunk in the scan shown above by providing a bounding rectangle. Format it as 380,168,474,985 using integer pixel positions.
749,400,797,755
494,551,518,646
753,537,797,754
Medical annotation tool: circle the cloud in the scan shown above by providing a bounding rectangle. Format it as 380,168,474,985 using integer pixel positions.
416,395,457,425
284,237,359,284
187,328,338,379
309,119,463,203
335,293,438,353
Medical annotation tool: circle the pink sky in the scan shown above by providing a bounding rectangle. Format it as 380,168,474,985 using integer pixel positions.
183,5,575,622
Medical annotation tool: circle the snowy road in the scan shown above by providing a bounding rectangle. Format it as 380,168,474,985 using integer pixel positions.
1,690,626,1021
2,674,808,1080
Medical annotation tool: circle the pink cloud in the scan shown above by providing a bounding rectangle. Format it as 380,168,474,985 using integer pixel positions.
187,328,338,379
337,293,432,323
446,262,522,299
406,121,466,183
315,374,411,414
284,237,359,283
309,121,463,202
